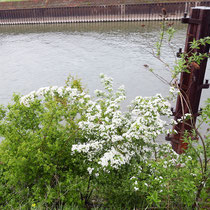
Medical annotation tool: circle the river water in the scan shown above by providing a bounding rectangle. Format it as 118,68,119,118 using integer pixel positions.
0,21,209,108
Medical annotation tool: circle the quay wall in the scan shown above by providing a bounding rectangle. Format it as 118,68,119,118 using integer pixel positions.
0,0,208,10
0,1,210,25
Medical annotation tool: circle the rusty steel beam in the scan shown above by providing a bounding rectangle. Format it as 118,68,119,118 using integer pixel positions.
167,7,210,154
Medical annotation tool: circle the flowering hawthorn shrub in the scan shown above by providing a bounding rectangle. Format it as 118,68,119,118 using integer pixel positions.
72,74,172,172
0,74,209,209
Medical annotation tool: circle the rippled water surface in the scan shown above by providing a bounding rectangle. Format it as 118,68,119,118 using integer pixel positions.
0,21,209,107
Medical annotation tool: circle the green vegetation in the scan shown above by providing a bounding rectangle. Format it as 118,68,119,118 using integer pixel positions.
0,23,209,209
0,72,209,209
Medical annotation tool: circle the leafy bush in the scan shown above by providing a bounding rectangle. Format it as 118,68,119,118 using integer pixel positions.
0,78,90,208
0,74,209,209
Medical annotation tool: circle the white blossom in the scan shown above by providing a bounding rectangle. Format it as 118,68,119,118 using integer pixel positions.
134,187,139,191
87,167,94,175
20,74,176,176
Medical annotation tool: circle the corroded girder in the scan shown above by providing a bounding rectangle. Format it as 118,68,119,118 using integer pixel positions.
168,7,210,154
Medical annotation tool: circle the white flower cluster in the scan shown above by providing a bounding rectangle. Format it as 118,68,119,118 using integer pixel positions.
169,86,180,101
130,176,139,191
127,94,172,143
169,86,180,95
72,74,173,172
20,74,175,175
19,86,87,107
130,147,193,193
177,113,192,123
87,167,94,175
155,144,192,169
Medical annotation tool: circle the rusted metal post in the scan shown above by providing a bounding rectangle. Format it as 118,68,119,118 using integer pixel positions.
168,7,210,154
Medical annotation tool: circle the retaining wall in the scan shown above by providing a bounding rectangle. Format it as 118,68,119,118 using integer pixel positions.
0,1,210,25
0,0,208,10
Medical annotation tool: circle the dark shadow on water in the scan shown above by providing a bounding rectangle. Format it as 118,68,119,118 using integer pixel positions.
0,21,186,35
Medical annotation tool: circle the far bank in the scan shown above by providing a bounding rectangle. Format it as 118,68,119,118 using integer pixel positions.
0,0,210,25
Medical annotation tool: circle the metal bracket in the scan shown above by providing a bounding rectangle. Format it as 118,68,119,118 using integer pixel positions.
194,108,203,117
171,107,176,116
181,13,202,24
165,134,172,141
165,134,180,144
198,79,209,90
176,48,182,58
182,18,202,24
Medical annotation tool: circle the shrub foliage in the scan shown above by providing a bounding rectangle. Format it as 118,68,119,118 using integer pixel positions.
0,74,209,209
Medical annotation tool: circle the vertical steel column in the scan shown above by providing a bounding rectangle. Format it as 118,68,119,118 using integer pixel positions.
168,7,210,154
